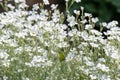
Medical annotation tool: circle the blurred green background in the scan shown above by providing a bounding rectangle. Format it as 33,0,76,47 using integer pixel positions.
70,0,120,23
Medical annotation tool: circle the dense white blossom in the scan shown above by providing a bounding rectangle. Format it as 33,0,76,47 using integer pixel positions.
0,0,120,79
104,44,120,60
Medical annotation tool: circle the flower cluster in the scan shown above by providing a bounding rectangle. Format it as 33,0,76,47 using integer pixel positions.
0,0,120,80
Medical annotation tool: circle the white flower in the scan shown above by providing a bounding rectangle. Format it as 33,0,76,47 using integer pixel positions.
7,39,18,47
98,58,106,63
86,35,97,42
68,29,80,37
90,29,102,36
104,44,120,60
80,31,89,40
7,4,15,10
57,42,68,48
86,61,94,67
90,75,97,80
85,13,92,17
51,4,58,10
14,0,25,3
98,74,111,80
52,10,60,22
0,51,9,59
105,20,118,29
65,0,69,2
43,0,50,5
85,24,93,30
92,17,99,23
1,60,10,67
102,22,107,27
75,0,81,3
32,4,39,10
66,52,75,62
81,19,87,24
14,47,23,54
18,3,28,9
80,6,84,10
40,9,49,16
15,31,28,38
96,63,109,72
74,10,80,15
26,55,52,67
3,75,8,80
67,15,77,27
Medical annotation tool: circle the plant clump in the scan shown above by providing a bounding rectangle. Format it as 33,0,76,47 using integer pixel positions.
0,0,120,80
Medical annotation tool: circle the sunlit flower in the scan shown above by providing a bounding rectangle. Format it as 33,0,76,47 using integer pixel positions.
75,0,81,3
43,0,50,5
